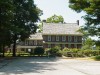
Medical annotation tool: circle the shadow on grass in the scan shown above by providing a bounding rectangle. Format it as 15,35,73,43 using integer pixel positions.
0,57,60,75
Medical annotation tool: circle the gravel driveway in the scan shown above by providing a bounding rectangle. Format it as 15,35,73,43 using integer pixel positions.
0,57,100,75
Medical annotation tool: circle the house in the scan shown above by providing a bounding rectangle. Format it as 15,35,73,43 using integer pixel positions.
43,23,82,49
17,23,83,51
17,33,43,52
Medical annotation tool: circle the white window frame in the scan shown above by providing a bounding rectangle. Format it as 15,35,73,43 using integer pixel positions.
48,35,51,41
34,40,37,45
62,36,66,41
68,36,72,42
74,36,77,42
56,36,59,41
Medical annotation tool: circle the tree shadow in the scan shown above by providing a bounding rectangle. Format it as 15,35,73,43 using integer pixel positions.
0,57,60,75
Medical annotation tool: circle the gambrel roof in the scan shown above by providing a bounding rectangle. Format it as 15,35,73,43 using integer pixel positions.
43,23,83,35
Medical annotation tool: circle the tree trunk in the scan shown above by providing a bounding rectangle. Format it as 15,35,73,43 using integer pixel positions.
2,45,5,57
12,34,17,57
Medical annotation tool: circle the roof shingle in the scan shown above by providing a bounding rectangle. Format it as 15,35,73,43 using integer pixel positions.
27,33,43,40
43,23,83,35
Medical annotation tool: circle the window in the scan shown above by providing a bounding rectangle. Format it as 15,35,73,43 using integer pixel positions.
48,35,51,41
68,44,71,48
62,44,66,49
74,36,77,42
25,40,29,45
56,36,59,41
79,36,82,42
34,40,37,45
62,36,66,41
29,40,33,46
74,44,77,48
68,36,72,42
48,44,51,48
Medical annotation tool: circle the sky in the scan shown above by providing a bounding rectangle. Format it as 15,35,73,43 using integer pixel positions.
34,0,86,26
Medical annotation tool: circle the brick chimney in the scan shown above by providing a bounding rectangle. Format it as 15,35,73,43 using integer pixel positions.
42,20,46,23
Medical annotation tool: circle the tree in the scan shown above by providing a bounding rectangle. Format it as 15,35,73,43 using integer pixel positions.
46,14,64,23
10,0,42,57
82,38,94,50
0,0,13,57
0,0,42,57
69,0,100,37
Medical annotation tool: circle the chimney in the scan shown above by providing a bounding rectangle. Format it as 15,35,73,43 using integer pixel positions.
77,20,79,25
42,20,46,23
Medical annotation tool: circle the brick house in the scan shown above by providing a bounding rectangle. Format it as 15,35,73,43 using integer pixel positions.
17,23,83,51
43,23,82,49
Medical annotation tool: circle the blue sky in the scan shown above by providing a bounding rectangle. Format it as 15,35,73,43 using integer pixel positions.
34,0,86,26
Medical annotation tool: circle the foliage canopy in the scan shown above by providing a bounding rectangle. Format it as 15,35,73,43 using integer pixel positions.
69,0,100,37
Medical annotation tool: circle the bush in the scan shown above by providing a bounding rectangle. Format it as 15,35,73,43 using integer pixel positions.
56,50,62,57
34,47,44,56
49,46,61,56
93,55,100,61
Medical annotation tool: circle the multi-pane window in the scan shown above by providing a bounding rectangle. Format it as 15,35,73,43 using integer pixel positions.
48,35,51,41
74,36,77,42
68,36,72,42
25,40,29,45
79,36,82,42
29,40,33,46
34,40,37,45
62,44,66,49
74,44,77,48
56,36,59,41
62,36,66,41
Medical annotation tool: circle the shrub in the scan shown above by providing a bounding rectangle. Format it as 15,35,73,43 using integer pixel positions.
34,47,44,56
93,55,100,61
56,50,62,57
49,46,61,56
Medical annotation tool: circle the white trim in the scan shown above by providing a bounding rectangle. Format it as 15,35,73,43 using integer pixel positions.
17,46,43,48
48,35,51,41
56,36,59,41
42,34,83,36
